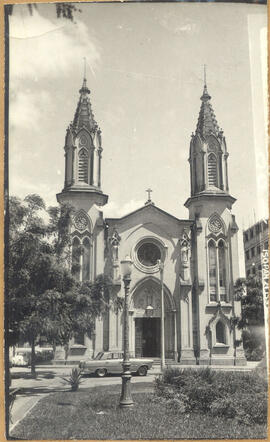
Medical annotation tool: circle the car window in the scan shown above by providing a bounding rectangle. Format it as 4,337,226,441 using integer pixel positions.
100,353,109,360
114,353,123,359
94,352,104,360
112,353,122,359
106,353,114,359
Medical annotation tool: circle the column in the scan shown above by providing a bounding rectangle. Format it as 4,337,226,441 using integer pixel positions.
94,316,104,354
215,243,220,302
196,233,210,364
98,149,102,188
173,310,178,362
108,307,118,351
94,149,99,186
79,249,83,282
225,244,230,302
64,152,67,188
179,288,196,364
129,313,135,357
71,147,76,185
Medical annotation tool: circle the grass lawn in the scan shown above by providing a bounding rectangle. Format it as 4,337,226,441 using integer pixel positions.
11,382,267,440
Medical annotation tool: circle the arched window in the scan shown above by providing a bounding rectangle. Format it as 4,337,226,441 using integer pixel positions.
218,241,226,302
216,321,226,344
208,153,217,186
78,148,89,183
82,237,91,281
72,237,81,281
208,240,217,302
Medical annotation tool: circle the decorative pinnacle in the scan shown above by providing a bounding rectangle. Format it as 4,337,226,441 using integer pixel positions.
79,57,90,95
83,56,86,78
201,64,211,101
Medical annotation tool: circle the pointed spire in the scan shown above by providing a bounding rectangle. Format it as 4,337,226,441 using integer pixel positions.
72,59,97,132
196,66,220,138
79,57,90,95
201,64,211,101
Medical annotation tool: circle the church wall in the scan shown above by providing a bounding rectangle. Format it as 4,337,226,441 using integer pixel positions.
188,199,245,365
105,209,194,361
54,79,247,367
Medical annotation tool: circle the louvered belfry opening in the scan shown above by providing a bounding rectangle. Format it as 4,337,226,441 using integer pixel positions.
208,153,217,186
78,148,89,183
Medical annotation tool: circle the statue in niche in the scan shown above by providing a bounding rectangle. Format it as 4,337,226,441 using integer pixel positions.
109,228,121,281
109,229,121,262
180,229,191,281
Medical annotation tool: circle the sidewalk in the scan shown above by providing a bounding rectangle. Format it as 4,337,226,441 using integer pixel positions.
9,370,66,433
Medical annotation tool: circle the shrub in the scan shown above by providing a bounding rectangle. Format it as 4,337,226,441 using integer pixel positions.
210,391,268,425
62,368,83,391
155,368,268,424
185,383,219,412
210,396,237,419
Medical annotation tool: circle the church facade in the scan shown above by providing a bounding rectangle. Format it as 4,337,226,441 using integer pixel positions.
56,78,246,366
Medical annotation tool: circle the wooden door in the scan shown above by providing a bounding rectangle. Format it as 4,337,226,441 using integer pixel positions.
135,318,143,357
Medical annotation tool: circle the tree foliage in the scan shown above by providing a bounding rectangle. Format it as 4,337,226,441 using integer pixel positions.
6,3,81,22
234,275,265,360
234,276,265,328
7,194,117,374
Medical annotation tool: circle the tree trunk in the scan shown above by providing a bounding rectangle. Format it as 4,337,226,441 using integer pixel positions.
52,341,56,359
64,343,69,365
31,338,36,377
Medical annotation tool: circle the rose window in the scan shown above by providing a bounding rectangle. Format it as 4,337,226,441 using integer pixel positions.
137,242,161,267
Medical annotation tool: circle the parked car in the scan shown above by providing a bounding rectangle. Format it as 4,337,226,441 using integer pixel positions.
79,351,154,377
11,351,31,367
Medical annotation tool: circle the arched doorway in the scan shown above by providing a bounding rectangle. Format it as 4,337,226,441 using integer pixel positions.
129,278,176,359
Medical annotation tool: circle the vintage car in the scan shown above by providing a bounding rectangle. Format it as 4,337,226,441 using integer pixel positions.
11,351,31,367
79,351,154,377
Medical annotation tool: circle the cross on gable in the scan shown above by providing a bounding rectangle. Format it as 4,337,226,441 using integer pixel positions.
146,188,152,202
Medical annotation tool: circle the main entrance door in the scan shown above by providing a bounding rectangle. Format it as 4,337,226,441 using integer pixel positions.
135,318,161,357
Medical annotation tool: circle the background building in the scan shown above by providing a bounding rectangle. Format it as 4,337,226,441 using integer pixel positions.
243,220,268,277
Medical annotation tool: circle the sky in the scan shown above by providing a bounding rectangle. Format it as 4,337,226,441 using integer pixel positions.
8,2,267,273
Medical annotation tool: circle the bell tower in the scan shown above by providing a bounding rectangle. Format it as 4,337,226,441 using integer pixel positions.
61,76,107,204
57,75,108,279
185,73,246,366
56,76,108,353
189,75,229,197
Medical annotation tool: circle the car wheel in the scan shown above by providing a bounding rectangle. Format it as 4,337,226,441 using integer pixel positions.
137,365,147,376
96,368,107,377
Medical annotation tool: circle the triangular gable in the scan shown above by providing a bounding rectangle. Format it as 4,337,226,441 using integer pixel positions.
105,202,193,226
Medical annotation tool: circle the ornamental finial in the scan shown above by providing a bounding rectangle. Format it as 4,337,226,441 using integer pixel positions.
201,64,211,101
83,56,86,80
79,57,90,95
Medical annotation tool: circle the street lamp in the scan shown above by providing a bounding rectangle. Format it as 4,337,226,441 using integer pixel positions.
157,257,166,371
119,256,134,409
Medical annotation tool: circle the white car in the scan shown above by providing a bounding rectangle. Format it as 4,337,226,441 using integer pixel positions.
11,352,30,367
79,351,154,377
